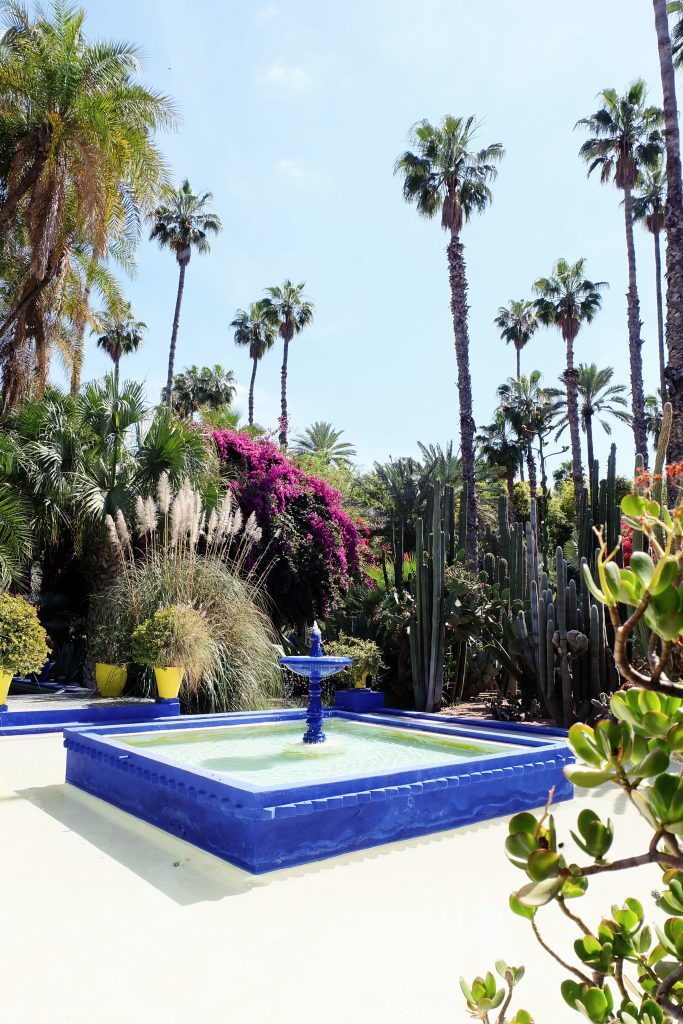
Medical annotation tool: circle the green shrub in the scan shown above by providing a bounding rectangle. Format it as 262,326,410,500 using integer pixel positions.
131,605,212,678
90,619,130,665
326,634,385,687
0,593,49,675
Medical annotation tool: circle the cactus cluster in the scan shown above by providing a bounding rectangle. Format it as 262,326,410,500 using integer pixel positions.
409,481,454,711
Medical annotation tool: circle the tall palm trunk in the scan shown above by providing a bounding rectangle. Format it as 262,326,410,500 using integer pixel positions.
114,355,120,393
516,346,521,381
585,412,595,475
526,440,537,499
447,234,477,565
165,256,188,408
653,0,683,461
654,229,667,401
564,329,584,524
623,186,649,465
70,281,92,396
279,336,290,448
248,355,258,426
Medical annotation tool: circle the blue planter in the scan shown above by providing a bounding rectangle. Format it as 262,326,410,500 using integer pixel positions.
334,689,385,713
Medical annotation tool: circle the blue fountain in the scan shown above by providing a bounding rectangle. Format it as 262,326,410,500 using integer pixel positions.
280,623,351,744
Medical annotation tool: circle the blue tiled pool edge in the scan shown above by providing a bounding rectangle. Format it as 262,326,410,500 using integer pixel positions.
64,709,573,874
0,697,180,736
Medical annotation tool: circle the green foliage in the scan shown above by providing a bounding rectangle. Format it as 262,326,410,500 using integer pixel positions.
460,961,532,1022
131,605,212,675
326,634,385,687
90,619,130,666
465,468,683,1023
0,593,49,675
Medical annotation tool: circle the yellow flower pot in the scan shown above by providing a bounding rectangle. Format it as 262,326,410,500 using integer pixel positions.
95,663,128,698
354,669,370,689
0,669,12,704
154,666,184,700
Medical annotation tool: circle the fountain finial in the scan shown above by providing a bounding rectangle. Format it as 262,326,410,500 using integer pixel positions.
309,621,323,658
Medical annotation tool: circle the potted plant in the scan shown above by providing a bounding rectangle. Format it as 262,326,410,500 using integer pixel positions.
91,622,130,697
131,605,212,700
0,594,50,705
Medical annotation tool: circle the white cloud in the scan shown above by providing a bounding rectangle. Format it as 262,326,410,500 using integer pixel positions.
256,4,278,20
261,58,312,92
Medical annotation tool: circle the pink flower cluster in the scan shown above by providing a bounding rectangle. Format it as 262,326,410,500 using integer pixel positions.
211,431,360,611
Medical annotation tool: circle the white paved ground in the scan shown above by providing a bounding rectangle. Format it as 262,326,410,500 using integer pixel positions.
0,733,661,1024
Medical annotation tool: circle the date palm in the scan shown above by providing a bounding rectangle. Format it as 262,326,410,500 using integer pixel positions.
549,363,631,474
652,0,683,462
94,304,145,392
634,158,667,403
150,180,222,408
577,81,663,465
293,421,356,467
263,281,314,448
231,302,277,426
534,258,606,520
0,0,173,402
494,300,537,380
395,116,504,564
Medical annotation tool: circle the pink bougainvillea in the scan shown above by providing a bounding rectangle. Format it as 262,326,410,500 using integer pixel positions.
211,431,360,624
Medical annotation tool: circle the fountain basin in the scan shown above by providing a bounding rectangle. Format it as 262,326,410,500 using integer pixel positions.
63,709,573,874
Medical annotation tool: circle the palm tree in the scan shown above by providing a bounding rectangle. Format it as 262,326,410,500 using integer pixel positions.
496,371,558,501
645,392,664,449
94,304,145,392
231,302,277,425
150,180,222,407
263,281,314,448
549,364,631,474
395,116,504,564
649,2,683,462
416,440,462,487
577,82,663,465
494,300,538,379
477,413,523,522
634,159,667,402
292,422,357,467
0,1,173,403
168,365,236,420
534,258,606,519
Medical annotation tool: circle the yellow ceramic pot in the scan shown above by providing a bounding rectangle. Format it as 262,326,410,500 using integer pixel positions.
95,663,128,697
154,666,184,699
354,669,370,689
0,668,12,704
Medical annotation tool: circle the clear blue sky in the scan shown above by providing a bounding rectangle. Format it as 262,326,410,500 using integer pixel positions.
81,0,663,478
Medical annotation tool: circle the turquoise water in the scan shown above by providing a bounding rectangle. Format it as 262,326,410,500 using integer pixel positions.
118,720,514,788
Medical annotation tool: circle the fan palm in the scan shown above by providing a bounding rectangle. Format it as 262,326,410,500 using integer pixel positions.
395,116,504,563
417,440,462,487
0,1,173,403
168,364,236,420
150,180,222,407
231,302,277,425
652,0,683,462
477,413,523,521
496,371,558,501
534,259,606,519
645,392,664,449
577,81,663,464
94,303,145,392
494,300,537,379
549,364,631,474
292,421,356,467
263,281,314,448
634,159,667,401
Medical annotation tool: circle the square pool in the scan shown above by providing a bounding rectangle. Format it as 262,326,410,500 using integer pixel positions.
64,709,573,873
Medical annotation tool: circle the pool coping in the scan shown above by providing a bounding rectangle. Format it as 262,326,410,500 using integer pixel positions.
63,709,574,873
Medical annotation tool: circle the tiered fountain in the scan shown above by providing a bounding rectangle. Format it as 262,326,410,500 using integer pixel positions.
280,623,350,744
